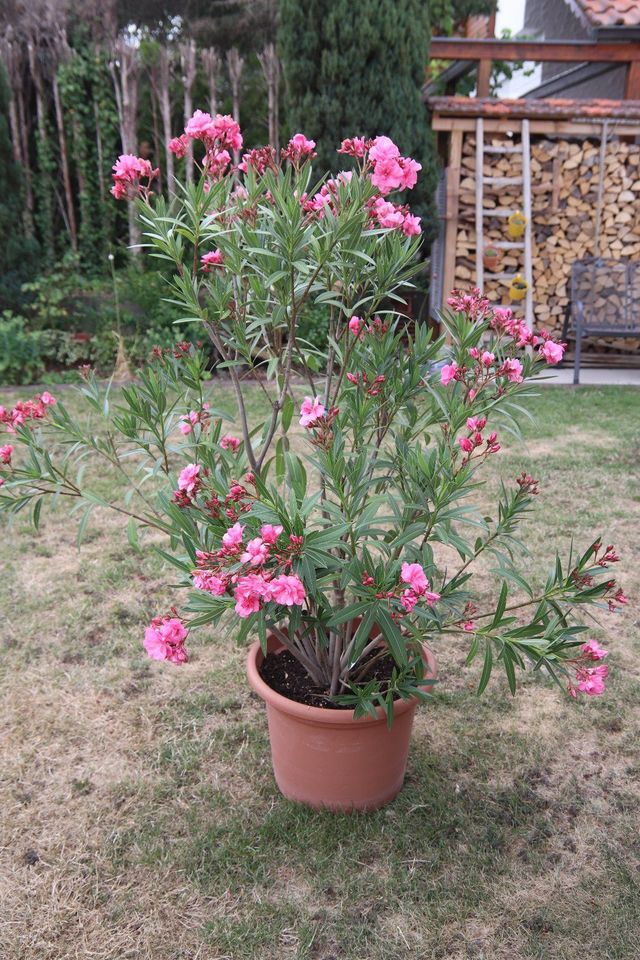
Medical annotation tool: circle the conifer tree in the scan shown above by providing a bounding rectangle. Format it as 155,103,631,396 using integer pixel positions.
279,0,438,234
0,63,38,311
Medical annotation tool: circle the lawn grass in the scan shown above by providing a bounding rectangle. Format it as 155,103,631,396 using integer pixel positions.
1,382,639,959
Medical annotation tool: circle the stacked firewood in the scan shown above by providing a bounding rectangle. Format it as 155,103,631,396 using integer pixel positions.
454,134,640,352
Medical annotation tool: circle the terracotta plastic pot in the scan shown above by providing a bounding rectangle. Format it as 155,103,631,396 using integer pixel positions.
247,634,438,812
482,247,502,271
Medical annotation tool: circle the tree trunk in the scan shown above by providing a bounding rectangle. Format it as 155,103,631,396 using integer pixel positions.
15,85,35,237
148,70,163,194
0,34,34,237
226,48,244,165
157,45,174,195
180,40,196,186
201,46,219,116
27,39,55,257
52,71,78,251
258,42,279,151
109,40,141,253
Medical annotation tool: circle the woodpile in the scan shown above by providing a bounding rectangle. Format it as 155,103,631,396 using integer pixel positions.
454,134,640,353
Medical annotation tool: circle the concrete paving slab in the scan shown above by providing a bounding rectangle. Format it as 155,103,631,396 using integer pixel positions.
538,367,640,386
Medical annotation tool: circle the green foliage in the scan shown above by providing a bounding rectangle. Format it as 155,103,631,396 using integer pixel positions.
0,313,45,385
0,152,623,720
57,46,119,269
278,0,439,233
0,64,40,313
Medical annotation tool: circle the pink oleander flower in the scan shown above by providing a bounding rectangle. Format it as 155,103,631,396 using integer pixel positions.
398,157,422,190
222,522,244,550
260,524,283,545
193,571,227,595
574,664,609,696
234,574,270,617
220,435,241,453
459,436,474,453
369,136,400,163
402,214,422,236
492,307,513,328
241,537,270,567
185,109,214,138
143,616,189,665
269,574,306,607
440,361,459,386
201,250,224,271
346,372,359,384
373,197,405,229
338,137,368,157
467,416,486,431
401,590,418,612
400,562,429,594
212,114,243,152
283,133,317,164
580,639,608,661
178,463,201,495
463,621,475,632
349,316,363,336
299,396,325,428
40,392,56,406
204,147,231,180
168,134,189,158
481,351,495,366
0,444,13,465
541,340,565,365
501,358,523,383
371,156,405,194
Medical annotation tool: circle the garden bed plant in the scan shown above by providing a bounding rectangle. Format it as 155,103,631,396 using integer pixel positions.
0,115,625,809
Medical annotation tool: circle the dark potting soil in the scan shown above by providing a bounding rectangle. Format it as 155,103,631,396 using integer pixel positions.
258,648,397,709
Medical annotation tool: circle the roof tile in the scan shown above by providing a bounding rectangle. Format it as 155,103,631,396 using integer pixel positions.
575,0,640,27
427,95,640,120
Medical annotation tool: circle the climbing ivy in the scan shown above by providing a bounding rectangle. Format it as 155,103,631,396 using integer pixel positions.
58,44,119,271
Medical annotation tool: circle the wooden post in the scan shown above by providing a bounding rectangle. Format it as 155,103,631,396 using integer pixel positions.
625,59,640,99
475,117,484,291
521,119,534,331
441,127,463,308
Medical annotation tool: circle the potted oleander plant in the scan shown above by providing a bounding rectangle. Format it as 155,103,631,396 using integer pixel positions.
0,116,625,811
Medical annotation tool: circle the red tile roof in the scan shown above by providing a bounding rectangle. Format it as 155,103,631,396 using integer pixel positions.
428,96,640,120
574,0,640,27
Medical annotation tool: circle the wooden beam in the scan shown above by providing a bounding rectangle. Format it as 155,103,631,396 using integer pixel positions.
442,128,463,310
430,38,640,64
430,115,640,136
625,59,640,98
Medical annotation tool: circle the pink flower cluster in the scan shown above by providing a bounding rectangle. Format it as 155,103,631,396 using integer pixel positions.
179,403,210,436
348,315,388,338
458,416,500,460
144,615,189,664
184,111,243,152
201,250,224,271
368,136,422,195
568,640,609,697
190,521,306,618
220,434,241,453
0,443,13,487
0,392,56,433
168,110,243,184
399,562,441,612
299,396,325,428
238,145,278,176
490,308,566,364
281,134,316,165
370,197,421,236
111,155,159,201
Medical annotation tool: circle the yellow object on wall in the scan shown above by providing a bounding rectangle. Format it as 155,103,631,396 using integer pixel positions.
509,273,529,301
507,210,527,239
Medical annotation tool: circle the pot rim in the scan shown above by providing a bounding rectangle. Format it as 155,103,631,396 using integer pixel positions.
246,638,438,727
